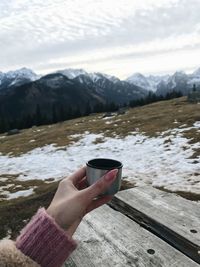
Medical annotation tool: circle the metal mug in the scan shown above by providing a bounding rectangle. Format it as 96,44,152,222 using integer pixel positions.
86,158,123,195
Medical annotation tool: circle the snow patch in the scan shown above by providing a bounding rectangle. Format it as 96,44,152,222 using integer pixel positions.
0,178,8,182
0,123,199,196
6,188,34,200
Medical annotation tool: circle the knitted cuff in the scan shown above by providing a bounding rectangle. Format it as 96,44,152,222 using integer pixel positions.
16,208,77,267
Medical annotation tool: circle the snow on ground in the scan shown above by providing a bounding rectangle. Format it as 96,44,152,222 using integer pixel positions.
0,188,34,200
0,177,8,182
6,188,35,199
0,123,200,198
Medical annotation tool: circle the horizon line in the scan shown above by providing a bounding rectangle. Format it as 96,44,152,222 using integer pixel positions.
1,65,200,80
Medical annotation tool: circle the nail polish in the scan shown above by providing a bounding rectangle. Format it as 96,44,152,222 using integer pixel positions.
104,169,118,182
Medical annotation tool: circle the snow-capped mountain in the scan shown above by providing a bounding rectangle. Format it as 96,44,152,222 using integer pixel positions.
70,70,145,103
127,67,200,95
188,68,200,86
167,71,188,89
1,66,200,98
6,67,38,81
0,68,39,91
192,67,200,76
56,68,120,84
156,71,188,96
59,67,200,95
56,68,88,79
88,72,120,84
0,70,147,128
127,73,169,92
0,72,4,86
72,72,146,103
127,73,156,92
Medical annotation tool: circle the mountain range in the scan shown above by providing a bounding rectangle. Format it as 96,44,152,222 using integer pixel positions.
0,66,199,132
1,66,200,95
127,68,200,94
0,68,38,91
0,68,147,124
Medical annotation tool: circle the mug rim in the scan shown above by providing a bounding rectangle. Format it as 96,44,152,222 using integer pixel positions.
86,158,123,170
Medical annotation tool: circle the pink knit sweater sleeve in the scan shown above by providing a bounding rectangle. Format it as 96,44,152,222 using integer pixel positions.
16,208,77,267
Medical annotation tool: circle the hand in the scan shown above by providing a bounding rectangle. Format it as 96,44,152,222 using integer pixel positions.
47,167,118,237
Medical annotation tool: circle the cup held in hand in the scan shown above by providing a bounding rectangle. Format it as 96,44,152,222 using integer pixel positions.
86,158,123,195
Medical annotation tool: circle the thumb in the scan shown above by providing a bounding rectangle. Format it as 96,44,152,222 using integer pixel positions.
83,169,118,200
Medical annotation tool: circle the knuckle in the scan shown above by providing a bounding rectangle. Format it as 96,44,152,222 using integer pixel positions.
59,179,65,187
59,178,69,187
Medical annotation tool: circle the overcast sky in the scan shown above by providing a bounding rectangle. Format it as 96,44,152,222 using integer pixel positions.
0,0,200,78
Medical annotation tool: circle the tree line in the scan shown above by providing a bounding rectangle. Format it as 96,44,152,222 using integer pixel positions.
0,101,119,134
0,90,182,134
129,90,182,108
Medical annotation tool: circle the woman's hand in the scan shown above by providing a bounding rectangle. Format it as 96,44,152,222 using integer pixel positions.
47,167,118,237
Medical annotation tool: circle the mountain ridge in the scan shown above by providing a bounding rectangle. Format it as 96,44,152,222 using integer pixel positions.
1,66,200,96
0,68,39,91
0,70,147,131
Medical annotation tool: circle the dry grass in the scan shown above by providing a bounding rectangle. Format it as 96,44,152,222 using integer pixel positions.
0,97,199,156
0,174,56,201
0,177,135,239
0,182,58,239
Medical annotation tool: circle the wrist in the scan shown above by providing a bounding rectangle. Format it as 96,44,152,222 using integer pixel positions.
46,205,68,231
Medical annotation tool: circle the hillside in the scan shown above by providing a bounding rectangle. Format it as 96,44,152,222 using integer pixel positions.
0,96,200,239
1,66,200,134
0,72,146,128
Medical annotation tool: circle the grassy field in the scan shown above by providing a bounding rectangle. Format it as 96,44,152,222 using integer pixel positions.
0,96,200,239
0,97,200,156
0,182,58,239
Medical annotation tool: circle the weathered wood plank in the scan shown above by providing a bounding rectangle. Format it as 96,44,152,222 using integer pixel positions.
110,186,200,264
64,205,199,267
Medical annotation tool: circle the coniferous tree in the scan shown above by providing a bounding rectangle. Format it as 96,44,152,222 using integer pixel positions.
0,117,10,133
65,107,73,120
52,104,58,123
129,90,182,109
85,102,92,116
36,104,42,126
58,105,65,122
107,102,118,112
73,107,81,118
93,103,104,113
24,114,34,128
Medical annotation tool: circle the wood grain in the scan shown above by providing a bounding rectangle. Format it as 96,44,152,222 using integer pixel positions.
64,204,199,266
110,186,200,264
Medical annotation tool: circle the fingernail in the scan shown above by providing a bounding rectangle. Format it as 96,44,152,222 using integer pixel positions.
104,169,118,182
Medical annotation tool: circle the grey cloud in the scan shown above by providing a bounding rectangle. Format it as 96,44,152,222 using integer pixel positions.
1,0,200,75
34,44,200,73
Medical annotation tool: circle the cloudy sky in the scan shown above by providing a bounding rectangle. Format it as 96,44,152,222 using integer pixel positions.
0,0,200,78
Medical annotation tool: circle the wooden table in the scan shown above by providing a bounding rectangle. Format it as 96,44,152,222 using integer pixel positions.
64,187,200,266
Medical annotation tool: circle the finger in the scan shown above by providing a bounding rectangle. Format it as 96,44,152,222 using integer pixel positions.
77,177,88,190
86,195,113,213
68,166,86,184
76,176,85,186
83,169,118,201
